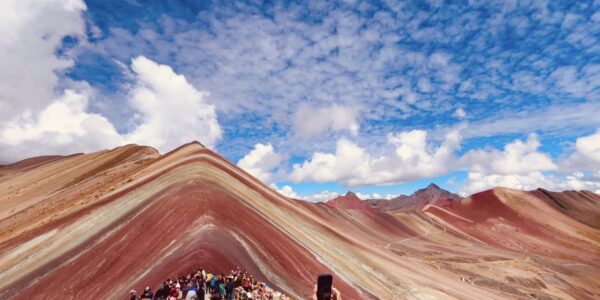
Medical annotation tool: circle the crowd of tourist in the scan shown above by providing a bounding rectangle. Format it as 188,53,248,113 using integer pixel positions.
129,267,292,300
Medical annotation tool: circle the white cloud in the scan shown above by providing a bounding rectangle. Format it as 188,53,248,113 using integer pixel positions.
289,129,600,195
356,192,397,200
0,89,123,162
0,0,120,162
459,133,600,195
461,134,556,175
574,129,600,162
461,171,600,196
0,55,222,162
269,184,345,202
0,1,223,162
73,1,600,165
459,134,556,194
269,183,300,199
549,65,600,98
460,101,600,139
302,190,341,202
429,52,450,68
237,143,283,183
562,129,600,171
417,77,433,93
290,129,461,186
0,0,87,121
292,104,359,138
453,107,466,119
124,56,221,152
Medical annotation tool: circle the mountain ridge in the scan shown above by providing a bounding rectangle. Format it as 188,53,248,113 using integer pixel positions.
325,191,374,211
326,183,462,212
366,182,462,212
0,142,599,299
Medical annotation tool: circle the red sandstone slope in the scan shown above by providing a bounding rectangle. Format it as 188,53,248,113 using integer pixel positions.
536,188,600,229
422,188,600,265
0,143,599,300
0,143,368,299
0,154,79,178
326,191,374,211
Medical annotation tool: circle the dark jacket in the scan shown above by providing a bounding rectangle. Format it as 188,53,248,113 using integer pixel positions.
154,284,170,300
141,289,153,299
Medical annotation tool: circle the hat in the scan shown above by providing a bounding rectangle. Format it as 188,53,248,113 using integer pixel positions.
129,290,136,294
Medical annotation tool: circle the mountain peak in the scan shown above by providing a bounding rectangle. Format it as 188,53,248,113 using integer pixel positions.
426,183,441,190
344,191,360,199
326,191,373,212
365,183,461,212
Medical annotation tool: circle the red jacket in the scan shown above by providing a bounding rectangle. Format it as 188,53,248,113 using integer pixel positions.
170,287,179,297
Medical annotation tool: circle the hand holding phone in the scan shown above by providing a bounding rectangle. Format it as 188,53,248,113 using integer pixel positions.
316,274,333,300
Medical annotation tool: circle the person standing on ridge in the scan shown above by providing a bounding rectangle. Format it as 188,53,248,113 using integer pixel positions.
141,286,153,300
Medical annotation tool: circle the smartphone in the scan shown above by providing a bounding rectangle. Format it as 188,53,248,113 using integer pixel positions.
316,274,333,300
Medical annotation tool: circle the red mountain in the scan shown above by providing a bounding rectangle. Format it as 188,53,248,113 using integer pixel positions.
0,143,599,299
325,191,374,212
366,183,461,212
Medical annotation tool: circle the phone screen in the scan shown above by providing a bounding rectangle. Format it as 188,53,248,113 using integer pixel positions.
317,274,333,300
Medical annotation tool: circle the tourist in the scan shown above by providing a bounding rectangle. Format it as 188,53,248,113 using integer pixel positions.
168,283,179,300
131,267,294,300
141,286,153,300
184,283,198,300
225,277,235,300
130,289,138,300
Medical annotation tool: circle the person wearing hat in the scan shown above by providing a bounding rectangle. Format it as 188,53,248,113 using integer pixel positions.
130,289,139,300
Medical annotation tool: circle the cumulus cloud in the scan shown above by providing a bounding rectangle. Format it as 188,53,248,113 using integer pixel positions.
278,189,396,202
289,128,600,195
0,0,87,120
0,89,123,161
292,104,359,139
237,143,283,183
356,192,397,200
562,129,600,171
0,0,224,163
459,134,557,194
460,133,600,195
461,134,556,175
290,129,461,186
302,190,341,203
461,171,600,196
269,184,301,199
269,184,344,202
0,54,223,162
574,129,600,163
124,56,222,152
0,0,120,162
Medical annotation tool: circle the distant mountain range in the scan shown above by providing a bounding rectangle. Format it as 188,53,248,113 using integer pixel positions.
1,142,599,299
326,183,461,212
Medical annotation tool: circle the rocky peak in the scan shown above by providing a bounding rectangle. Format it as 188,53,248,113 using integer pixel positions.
365,183,461,212
326,191,374,212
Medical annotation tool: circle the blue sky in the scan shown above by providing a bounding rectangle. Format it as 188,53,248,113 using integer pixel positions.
1,0,600,199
